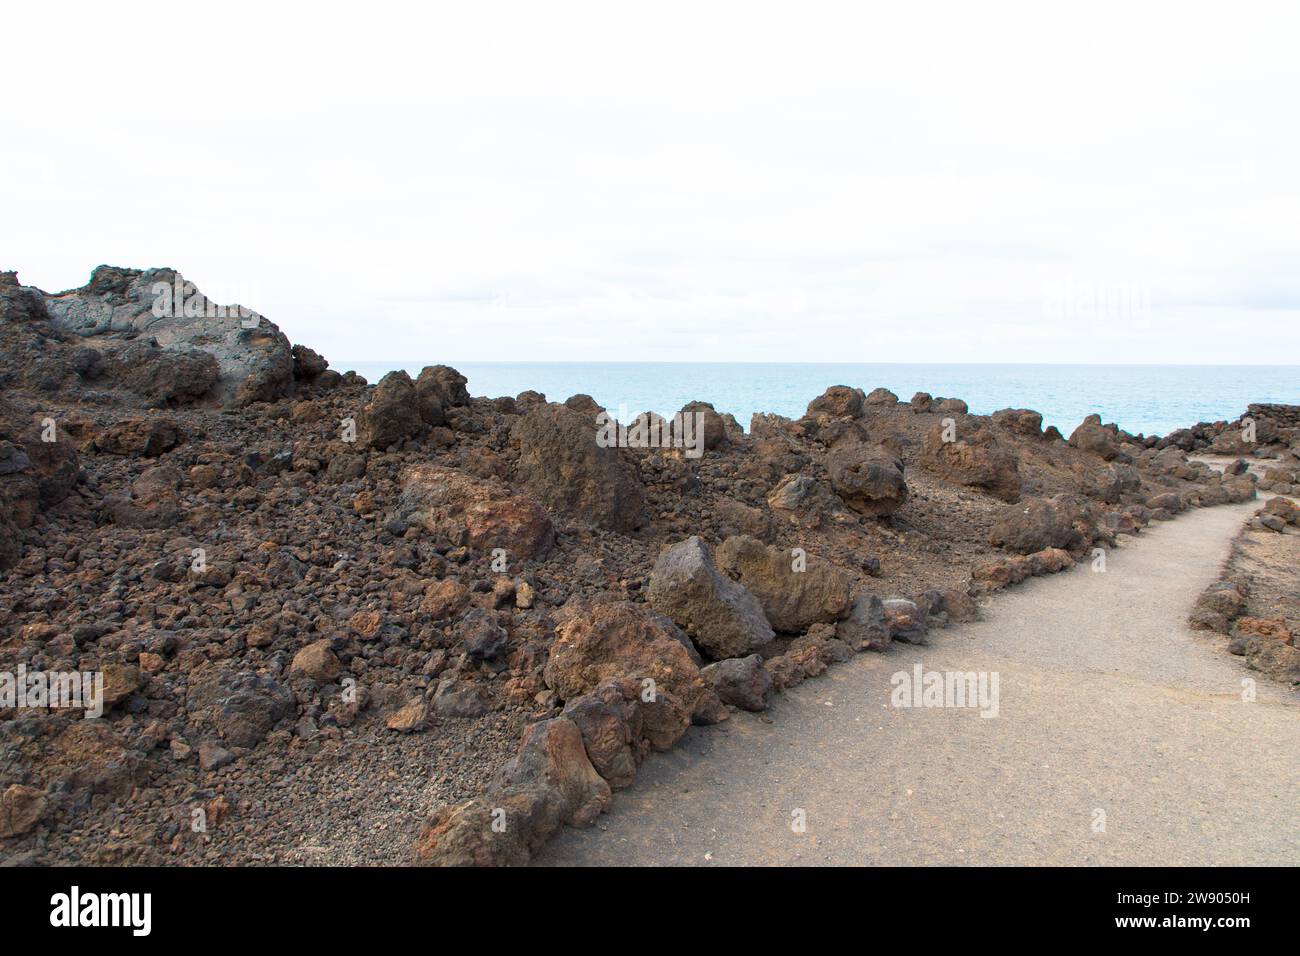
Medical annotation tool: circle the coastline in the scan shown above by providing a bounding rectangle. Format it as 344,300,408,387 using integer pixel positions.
339,360,1300,439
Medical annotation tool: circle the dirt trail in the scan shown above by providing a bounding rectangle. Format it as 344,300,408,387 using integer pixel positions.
537,500,1299,866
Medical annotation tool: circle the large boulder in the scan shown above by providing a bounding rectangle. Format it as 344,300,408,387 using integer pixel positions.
677,400,732,450
805,386,863,419
1068,415,1120,460
42,267,295,405
493,717,611,828
413,365,469,426
988,495,1096,555
398,465,554,561
700,654,772,711
715,535,851,632
991,407,1044,438
835,593,890,651
543,602,715,739
560,679,647,788
103,460,183,529
416,364,470,407
512,403,645,532
93,416,181,457
360,370,424,449
766,474,847,528
920,423,1021,502
881,598,928,644
825,440,909,516
1243,634,1300,683
647,537,775,659
413,717,610,866
184,666,294,749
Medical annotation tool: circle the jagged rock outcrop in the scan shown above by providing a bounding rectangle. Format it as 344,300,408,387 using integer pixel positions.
41,267,295,405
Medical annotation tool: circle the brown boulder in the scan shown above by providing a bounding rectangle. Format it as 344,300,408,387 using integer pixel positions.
1069,415,1120,460
290,640,342,682
920,423,1021,502
399,465,554,562
0,784,47,838
561,678,647,788
420,579,471,619
863,387,899,406
413,717,611,866
766,474,847,529
988,495,1096,555
835,593,890,651
1245,638,1300,683
512,403,645,532
991,407,1044,438
360,370,423,449
94,416,181,457
715,535,851,633
647,537,775,659
678,400,731,450
544,602,714,743
416,365,470,410
805,385,863,419
825,440,909,516
701,654,772,711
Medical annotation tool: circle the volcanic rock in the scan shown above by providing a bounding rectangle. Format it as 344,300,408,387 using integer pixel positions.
647,537,775,658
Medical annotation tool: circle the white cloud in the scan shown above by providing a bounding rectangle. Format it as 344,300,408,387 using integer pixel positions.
3,0,1297,363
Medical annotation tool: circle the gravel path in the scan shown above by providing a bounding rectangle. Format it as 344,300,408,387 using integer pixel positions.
536,500,1299,866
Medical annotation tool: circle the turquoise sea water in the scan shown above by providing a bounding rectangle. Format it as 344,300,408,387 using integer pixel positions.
342,362,1298,438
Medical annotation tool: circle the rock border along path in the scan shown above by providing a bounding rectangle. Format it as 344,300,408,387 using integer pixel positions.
536,500,1299,866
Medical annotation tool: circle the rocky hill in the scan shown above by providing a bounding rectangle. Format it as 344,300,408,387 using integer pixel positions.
0,266,1293,863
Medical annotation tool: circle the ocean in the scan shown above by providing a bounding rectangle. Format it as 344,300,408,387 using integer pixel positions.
340,362,1299,438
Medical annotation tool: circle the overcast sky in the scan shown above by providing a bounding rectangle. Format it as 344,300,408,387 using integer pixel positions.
4,1,1297,364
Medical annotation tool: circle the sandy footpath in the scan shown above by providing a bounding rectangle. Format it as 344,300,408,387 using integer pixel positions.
537,500,1299,866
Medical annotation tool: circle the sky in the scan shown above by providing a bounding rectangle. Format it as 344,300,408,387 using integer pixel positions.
3,1,1298,365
